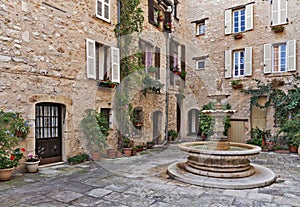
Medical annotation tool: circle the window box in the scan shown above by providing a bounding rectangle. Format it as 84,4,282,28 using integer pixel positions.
231,80,243,89
271,25,285,33
233,33,243,40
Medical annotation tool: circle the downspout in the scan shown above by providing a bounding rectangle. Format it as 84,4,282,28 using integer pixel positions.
117,0,121,49
164,32,170,145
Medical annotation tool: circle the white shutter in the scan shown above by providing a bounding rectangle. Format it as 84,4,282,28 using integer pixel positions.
86,38,96,79
99,47,105,80
280,0,288,24
264,44,272,74
271,0,279,25
245,4,253,31
96,0,110,22
244,47,252,76
111,46,120,83
287,40,296,72
225,50,232,78
224,9,232,35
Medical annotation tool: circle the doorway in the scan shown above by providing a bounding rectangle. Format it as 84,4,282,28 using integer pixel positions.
35,103,64,165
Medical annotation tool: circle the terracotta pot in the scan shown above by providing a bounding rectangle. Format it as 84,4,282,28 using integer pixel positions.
123,148,132,157
25,161,40,173
106,149,116,159
289,145,298,153
274,150,290,154
0,168,14,181
91,152,101,161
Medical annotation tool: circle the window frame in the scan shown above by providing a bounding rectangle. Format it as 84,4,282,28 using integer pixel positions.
272,43,287,73
96,0,111,23
196,60,205,70
271,0,288,26
233,9,246,33
233,50,245,77
196,22,206,35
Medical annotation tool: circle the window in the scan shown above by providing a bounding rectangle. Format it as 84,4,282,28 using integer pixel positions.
263,40,296,74
173,0,179,20
188,109,199,135
271,0,288,26
225,47,252,78
139,40,161,79
197,22,205,35
233,9,245,33
86,38,120,83
100,108,113,129
133,107,143,136
224,4,253,34
170,41,185,85
234,51,244,77
196,60,205,70
96,0,110,23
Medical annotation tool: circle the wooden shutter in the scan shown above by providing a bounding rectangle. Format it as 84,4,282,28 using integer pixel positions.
287,40,296,72
155,47,160,79
86,38,96,79
224,9,232,35
245,4,253,31
271,0,279,25
263,44,272,74
280,0,288,24
111,46,120,83
148,0,154,24
244,47,252,76
224,50,232,78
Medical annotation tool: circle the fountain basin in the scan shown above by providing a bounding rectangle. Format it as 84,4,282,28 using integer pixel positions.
178,142,261,178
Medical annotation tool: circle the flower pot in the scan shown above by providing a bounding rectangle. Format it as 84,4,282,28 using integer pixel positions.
91,152,101,161
0,168,14,181
106,149,116,159
289,145,298,153
25,161,40,173
123,148,132,157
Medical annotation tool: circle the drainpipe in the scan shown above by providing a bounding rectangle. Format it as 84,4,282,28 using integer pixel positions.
117,0,121,49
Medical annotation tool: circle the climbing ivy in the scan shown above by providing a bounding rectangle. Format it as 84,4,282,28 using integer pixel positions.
243,74,300,125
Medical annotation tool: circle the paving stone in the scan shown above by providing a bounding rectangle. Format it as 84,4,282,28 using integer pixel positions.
103,192,155,207
47,190,83,203
86,188,112,198
104,183,130,193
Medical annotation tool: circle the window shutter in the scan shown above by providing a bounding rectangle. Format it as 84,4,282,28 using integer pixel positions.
111,46,120,83
244,47,252,76
99,47,105,80
86,38,96,79
280,0,288,24
263,44,272,74
148,0,154,24
224,9,232,35
155,47,160,79
271,0,279,25
245,4,253,30
224,50,232,78
109,109,113,129
287,39,296,72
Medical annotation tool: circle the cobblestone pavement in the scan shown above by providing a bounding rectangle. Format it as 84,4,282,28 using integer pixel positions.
1,144,300,207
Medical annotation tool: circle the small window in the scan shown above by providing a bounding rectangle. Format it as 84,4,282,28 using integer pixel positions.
100,108,113,129
233,50,245,77
86,38,120,83
96,0,110,23
196,60,205,70
233,9,245,33
197,22,205,35
173,0,179,20
133,107,143,136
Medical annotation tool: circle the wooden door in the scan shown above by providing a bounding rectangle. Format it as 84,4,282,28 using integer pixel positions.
35,103,62,165
251,97,267,130
228,120,245,143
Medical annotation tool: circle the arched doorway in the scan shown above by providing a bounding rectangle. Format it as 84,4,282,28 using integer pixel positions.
35,103,65,165
153,111,163,144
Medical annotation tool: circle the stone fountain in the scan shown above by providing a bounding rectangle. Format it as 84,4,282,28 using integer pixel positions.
167,80,276,189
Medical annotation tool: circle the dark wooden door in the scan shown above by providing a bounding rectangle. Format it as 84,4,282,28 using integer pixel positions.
35,103,62,165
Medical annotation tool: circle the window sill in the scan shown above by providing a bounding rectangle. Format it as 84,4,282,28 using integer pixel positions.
92,15,111,24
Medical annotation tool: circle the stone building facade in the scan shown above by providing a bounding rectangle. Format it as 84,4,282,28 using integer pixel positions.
1,0,299,164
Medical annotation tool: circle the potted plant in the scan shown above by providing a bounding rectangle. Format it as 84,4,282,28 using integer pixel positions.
122,136,134,156
0,110,27,181
231,80,243,89
168,130,178,141
24,153,40,173
146,141,155,149
180,70,187,79
80,109,107,161
271,25,284,33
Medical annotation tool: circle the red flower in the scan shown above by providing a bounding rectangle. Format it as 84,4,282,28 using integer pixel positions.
21,148,25,152
10,155,15,160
